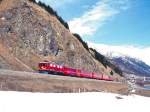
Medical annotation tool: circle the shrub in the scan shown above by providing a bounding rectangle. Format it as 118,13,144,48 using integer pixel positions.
89,48,123,76
73,33,89,51
89,48,107,67
29,0,36,3
30,0,69,29
110,71,113,75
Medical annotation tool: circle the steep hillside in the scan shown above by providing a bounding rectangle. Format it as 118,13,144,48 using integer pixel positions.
0,0,121,78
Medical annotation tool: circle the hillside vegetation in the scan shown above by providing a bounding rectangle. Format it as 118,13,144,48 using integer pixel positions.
0,0,122,79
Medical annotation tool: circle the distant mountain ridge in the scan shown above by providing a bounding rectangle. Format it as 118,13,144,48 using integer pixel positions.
111,55,150,77
95,50,150,77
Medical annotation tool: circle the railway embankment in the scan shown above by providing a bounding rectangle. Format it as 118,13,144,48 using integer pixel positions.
0,69,150,97
0,69,127,93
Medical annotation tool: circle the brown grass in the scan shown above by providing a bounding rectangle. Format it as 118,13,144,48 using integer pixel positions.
0,69,127,93
0,69,150,97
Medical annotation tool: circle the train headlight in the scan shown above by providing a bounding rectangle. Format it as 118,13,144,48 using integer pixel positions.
41,66,46,70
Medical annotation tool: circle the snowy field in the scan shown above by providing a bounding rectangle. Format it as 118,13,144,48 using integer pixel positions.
0,91,150,112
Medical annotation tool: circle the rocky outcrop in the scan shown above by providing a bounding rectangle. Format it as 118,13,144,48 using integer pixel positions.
0,0,121,78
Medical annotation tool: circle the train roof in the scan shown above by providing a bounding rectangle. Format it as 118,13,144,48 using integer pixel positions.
39,61,55,64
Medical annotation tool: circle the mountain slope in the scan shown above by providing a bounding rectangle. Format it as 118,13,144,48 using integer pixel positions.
111,56,150,77
0,0,121,78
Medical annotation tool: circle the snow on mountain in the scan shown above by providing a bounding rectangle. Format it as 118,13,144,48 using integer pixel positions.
112,56,150,77
0,91,150,112
88,42,150,66
88,42,150,76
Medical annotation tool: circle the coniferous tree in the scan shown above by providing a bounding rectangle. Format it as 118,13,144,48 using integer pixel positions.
30,0,69,29
73,33,89,51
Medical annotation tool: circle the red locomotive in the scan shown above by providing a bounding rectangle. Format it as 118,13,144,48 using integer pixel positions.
38,61,113,81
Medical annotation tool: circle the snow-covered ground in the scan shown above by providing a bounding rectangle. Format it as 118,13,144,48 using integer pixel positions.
0,91,150,112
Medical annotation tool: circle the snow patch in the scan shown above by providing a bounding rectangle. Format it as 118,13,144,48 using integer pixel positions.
0,91,150,112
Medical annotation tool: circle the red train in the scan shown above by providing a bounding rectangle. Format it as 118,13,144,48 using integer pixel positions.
38,61,113,81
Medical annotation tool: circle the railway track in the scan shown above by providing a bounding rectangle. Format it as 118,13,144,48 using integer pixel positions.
0,69,126,92
0,69,150,97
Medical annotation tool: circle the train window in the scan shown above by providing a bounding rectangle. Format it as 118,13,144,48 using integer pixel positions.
40,63,44,67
